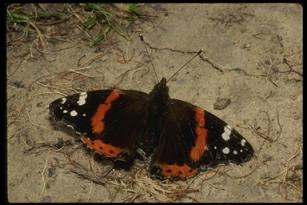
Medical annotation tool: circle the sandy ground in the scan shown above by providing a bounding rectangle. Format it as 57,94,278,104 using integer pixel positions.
7,3,302,202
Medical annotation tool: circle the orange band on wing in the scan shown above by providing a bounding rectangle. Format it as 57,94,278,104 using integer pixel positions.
81,136,124,158
190,108,208,161
160,163,198,178
91,89,122,134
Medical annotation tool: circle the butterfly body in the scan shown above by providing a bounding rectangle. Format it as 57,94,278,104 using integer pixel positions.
49,77,254,180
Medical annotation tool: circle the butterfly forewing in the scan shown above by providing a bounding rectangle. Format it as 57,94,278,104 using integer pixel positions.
49,89,149,158
201,110,254,166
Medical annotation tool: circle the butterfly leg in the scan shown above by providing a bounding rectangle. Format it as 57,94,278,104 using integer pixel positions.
113,153,138,171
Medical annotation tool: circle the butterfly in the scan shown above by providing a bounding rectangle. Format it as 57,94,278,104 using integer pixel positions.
49,39,254,180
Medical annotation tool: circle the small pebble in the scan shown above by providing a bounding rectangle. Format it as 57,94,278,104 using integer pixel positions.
213,98,231,110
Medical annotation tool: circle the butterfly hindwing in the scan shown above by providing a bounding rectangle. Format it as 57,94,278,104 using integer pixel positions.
149,99,204,179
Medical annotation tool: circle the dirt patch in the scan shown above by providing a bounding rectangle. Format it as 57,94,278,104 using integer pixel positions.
7,3,302,202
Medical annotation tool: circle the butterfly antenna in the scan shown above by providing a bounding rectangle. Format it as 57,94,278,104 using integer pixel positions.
167,49,203,83
139,33,159,83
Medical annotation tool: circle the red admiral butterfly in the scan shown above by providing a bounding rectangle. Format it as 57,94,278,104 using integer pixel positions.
49,41,254,180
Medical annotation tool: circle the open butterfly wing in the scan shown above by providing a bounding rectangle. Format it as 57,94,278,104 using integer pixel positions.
150,99,254,179
49,89,149,159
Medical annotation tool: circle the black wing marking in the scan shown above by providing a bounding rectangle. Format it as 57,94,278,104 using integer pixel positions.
201,110,254,167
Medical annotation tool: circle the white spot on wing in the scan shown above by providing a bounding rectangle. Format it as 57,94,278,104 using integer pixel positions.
221,125,232,141
63,110,68,113
241,139,246,146
214,146,217,150
82,113,86,117
222,147,230,154
233,150,238,155
77,92,87,106
70,110,78,116
61,98,67,104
